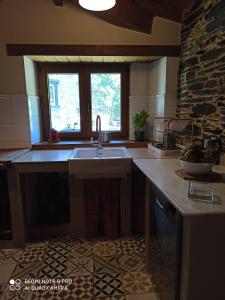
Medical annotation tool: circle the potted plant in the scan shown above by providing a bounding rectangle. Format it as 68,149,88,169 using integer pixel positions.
180,141,218,175
132,110,150,142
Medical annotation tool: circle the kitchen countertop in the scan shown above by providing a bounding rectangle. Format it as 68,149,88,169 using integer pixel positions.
13,150,73,163
0,149,30,162
12,148,176,163
134,158,225,216
10,150,225,215
127,148,177,159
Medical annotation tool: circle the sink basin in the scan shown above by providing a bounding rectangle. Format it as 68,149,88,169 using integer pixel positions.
72,147,130,159
68,147,132,178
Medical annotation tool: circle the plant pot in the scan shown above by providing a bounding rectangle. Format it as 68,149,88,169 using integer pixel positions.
180,160,215,175
134,130,145,142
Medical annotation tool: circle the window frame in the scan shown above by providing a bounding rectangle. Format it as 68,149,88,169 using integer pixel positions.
38,63,130,141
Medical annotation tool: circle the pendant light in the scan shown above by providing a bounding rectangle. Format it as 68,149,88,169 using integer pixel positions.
79,0,116,11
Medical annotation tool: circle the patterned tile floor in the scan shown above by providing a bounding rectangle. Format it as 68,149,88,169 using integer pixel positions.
0,237,158,300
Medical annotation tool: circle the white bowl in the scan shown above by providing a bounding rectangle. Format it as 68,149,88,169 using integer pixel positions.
180,160,215,175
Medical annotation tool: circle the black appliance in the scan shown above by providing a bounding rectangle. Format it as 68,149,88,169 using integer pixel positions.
203,135,222,164
0,162,12,240
163,132,176,149
210,136,222,164
149,186,182,300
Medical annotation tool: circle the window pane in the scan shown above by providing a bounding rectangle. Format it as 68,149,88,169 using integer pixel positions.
48,74,80,132
91,73,121,131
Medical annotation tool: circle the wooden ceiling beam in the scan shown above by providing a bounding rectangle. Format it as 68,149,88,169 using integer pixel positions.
6,44,181,57
73,0,153,34
134,0,182,22
52,0,64,6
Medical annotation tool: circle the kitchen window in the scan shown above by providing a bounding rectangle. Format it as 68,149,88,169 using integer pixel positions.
38,63,129,140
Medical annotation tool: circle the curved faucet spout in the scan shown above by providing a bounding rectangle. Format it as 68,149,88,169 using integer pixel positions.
96,115,102,150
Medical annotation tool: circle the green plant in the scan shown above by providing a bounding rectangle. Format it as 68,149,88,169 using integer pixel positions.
132,110,150,131
180,141,218,163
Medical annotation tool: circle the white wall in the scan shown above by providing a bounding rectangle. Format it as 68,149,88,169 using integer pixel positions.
24,57,42,144
129,57,179,141
129,63,151,140
148,57,179,141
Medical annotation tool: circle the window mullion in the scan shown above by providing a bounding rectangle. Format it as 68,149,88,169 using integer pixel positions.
79,70,91,138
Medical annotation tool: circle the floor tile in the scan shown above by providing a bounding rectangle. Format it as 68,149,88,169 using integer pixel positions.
116,240,144,255
118,254,145,273
35,242,70,279
0,249,20,263
94,256,120,274
0,237,153,300
70,241,93,258
26,239,49,248
37,256,68,279
45,243,70,259
0,281,32,300
95,296,126,300
11,260,42,279
94,241,117,257
30,276,93,300
94,273,124,298
13,246,47,263
122,272,155,294
126,293,158,300
48,236,71,246
0,252,10,264
67,257,93,276
69,275,93,299
136,239,145,253
0,263,16,284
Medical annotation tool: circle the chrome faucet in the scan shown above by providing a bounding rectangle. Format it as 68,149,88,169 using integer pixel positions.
96,115,103,150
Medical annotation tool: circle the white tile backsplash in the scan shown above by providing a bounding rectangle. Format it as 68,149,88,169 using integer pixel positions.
13,125,30,142
129,96,150,140
0,125,14,141
0,94,33,149
0,97,12,125
164,94,178,117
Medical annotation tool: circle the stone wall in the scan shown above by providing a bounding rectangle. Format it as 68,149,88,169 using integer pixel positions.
176,0,225,148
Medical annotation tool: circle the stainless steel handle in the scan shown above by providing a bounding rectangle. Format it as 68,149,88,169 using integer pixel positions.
156,198,164,210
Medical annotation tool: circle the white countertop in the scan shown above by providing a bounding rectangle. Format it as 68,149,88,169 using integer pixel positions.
12,148,165,163
13,150,73,163
127,148,178,159
0,149,30,162
134,159,225,216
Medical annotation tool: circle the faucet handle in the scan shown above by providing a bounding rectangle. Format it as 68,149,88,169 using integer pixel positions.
91,139,98,147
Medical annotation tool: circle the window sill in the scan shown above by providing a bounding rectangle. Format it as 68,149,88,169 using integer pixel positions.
32,140,151,150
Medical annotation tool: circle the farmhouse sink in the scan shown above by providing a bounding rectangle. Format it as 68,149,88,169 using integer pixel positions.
68,147,132,178
72,147,130,159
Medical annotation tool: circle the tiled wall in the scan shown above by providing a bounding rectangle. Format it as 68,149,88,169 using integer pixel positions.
149,95,177,142
129,59,179,141
0,94,42,149
129,96,151,140
0,95,31,148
